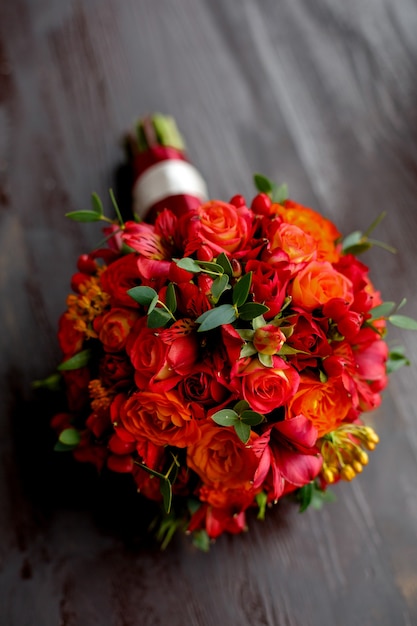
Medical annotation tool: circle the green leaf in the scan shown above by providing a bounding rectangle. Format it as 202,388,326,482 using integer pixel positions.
343,242,372,255
147,308,172,328
297,481,313,513
297,481,335,512
236,329,255,341
233,400,250,414
58,428,80,447
342,230,363,252
211,409,239,426
271,183,288,204
233,272,252,307
160,478,173,514
216,252,233,276
147,294,160,314
192,529,210,552
240,343,258,358
58,349,92,371
176,258,201,273
253,173,273,194
369,302,396,320
165,283,177,314
319,369,328,383
211,274,230,302
109,188,124,226
91,192,104,216
252,314,267,330
258,353,273,367
396,297,407,311
65,210,103,222
363,211,386,237
278,344,309,356
240,410,264,426
127,285,158,306
134,461,166,481
366,238,397,254
255,491,268,521
196,261,224,274
234,421,251,444
32,372,62,391
387,347,410,373
388,314,417,330
196,304,237,332
238,302,270,321
54,441,77,452
310,487,336,509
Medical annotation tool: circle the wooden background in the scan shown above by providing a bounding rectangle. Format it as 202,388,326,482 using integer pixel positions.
1,1,417,624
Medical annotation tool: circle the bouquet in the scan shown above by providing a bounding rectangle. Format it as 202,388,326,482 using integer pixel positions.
38,114,416,550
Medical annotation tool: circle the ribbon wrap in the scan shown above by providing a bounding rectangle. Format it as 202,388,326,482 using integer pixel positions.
133,158,208,221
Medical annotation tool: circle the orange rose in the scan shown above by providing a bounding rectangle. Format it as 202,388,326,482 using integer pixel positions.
267,222,317,266
185,200,251,256
118,390,200,448
287,375,352,436
273,200,341,262
290,260,353,311
187,422,259,488
94,307,139,352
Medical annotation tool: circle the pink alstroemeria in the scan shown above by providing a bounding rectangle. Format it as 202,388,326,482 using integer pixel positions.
253,414,322,502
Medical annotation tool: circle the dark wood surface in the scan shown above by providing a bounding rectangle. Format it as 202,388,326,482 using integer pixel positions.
2,1,417,624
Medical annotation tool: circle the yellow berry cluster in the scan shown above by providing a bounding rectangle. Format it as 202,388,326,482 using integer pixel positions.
319,424,380,484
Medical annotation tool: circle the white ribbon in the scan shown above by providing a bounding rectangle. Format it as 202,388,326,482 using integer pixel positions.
133,159,209,218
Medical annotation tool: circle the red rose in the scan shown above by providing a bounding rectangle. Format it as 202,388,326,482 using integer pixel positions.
127,319,173,390
178,363,231,408
99,353,134,390
286,310,331,369
127,318,199,391
232,356,300,415
99,254,142,308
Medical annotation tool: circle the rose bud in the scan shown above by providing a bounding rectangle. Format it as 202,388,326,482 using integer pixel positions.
337,311,363,340
229,194,246,208
253,325,286,355
77,254,98,274
251,192,272,216
108,433,137,456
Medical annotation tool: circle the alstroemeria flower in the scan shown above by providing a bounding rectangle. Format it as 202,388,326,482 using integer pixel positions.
253,414,322,501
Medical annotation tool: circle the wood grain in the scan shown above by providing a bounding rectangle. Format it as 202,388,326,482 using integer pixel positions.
1,1,417,624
